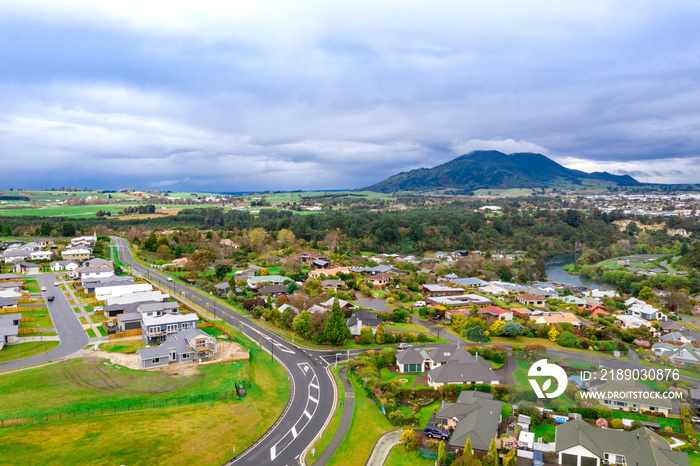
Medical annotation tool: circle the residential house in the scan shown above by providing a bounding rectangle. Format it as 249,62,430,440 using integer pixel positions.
511,307,537,319
434,391,503,453
106,291,169,307
426,347,500,388
247,275,290,290
515,293,546,308
531,312,581,329
289,252,329,264
657,343,700,366
589,379,673,415
658,332,691,344
172,257,190,267
81,275,134,293
554,418,688,466
77,264,115,280
477,305,513,321
627,304,667,322
366,273,394,289
117,312,143,332
277,303,299,315
308,266,350,279
427,294,493,307
447,277,490,287
560,296,588,306
214,282,231,295
320,298,357,312
351,265,401,275
142,313,199,345
2,249,30,263
70,235,97,248
95,283,153,301
83,258,111,268
307,304,327,315
137,301,180,318
137,328,217,369
14,262,41,274
616,315,654,333
320,279,345,290
61,247,91,261
396,347,429,373
259,284,288,297
35,238,54,248
420,284,463,297
345,309,382,336
219,238,240,249
659,321,684,333
50,260,79,272
0,313,21,350
478,283,509,296
312,259,330,269
29,250,52,261
0,281,23,293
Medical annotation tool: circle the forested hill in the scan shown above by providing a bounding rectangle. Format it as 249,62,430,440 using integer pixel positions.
364,151,640,192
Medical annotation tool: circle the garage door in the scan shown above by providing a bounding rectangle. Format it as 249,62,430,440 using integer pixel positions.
561,453,578,466
581,457,597,466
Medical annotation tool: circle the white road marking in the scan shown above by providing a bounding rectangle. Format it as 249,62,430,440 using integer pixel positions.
310,383,319,389
309,395,318,404
291,426,298,439
303,410,312,419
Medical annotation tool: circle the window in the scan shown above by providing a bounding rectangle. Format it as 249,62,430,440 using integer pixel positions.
153,358,160,363
166,324,178,332
181,322,190,330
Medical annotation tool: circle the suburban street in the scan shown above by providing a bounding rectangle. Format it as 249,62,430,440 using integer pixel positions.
0,272,88,372
112,237,336,466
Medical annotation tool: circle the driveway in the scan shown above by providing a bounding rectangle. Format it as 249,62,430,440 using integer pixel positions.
0,273,88,372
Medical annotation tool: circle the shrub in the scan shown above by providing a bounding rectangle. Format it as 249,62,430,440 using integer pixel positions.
490,320,505,336
465,326,489,343
359,326,373,345
596,418,608,428
610,419,624,429
548,327,560,342
557,331,578,348
502,321,525,337
400,429,417,451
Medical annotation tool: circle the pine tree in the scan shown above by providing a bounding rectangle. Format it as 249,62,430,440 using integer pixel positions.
437,440,446,466
463,437,472,463
488,438,498,466
375,324,386,344
323,298,350,345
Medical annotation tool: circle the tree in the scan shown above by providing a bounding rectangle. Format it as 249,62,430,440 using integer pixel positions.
489,320,505,336
465,326,489,343
323,298,350,345
214,263,232,281
156,244,172,261
62,223,76,237
293,311,312,339
437,440,446,466
359,326,373,345
610,419,624,429
287,282,298,295
638,286,655,302
375,324,386,344
280,306,297,330
189,249,216,274
596,418,608,428
548,326,560,342
277,229,296,247
400,429,417,451
37,221,53,236
557,331,578,347
258,268,270,276
502,321,525,337
487,438,498,466
463,437,473,463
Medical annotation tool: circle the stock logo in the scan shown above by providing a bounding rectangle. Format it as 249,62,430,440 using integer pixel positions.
528,359,568,399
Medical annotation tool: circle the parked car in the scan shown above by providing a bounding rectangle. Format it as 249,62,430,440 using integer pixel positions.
397,342,413,350
54,281,59,286
424,424,450,440
414,301,427,307
40,287,47,292
692,417,700,424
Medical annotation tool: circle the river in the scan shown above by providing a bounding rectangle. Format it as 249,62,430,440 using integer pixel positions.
544,253,608,289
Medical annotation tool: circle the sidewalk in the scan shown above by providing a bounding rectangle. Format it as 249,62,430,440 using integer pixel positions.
18,336,61,342
314,366,355,465
365,430,403,466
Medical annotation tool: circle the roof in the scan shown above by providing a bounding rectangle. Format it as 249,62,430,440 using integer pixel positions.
396,347,428,365
117,312,142,323
449,277,490,286
554,418,688,466
248,275,290,284
436,391,503,451
142,313,198,327
422,284,457,293
616,314,651,327
345,309,382,328
478,305,511,315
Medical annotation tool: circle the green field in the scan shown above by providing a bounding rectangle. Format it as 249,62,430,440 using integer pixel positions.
327,375,394,466
0,327,290,466
21,307,54,329
0,341,59,363
385,445,434,466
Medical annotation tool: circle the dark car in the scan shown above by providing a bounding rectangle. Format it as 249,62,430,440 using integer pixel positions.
424,424,450,440
47,295,55,302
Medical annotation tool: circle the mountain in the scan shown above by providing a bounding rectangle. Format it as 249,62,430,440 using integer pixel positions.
364,151,640,193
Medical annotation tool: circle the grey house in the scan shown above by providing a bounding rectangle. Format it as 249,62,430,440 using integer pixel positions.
137,328,217,369
142,313,199,345
345,309,383,336
117,312,142,332
0,313,21,350
434,391,503,452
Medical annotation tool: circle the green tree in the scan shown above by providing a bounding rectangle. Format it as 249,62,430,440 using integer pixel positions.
375,324,386,344
359,326,373,345
487,438,498,466
557,331,578,347
279,306,297,330
489,320,505,336
62,222,76,237
214,263,232,281
37,221,53,236
638,286,655,302
293,311,312,339
463,437,473,463
437,440,446,466
502,321,525,337
400,429,417,451
465,326,489,343
323,298,350,345
287,282,298,295
155,244,172,262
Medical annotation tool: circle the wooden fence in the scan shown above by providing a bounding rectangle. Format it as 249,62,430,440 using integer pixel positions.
18,328,38,335
0,307,23,314
109,328,142,340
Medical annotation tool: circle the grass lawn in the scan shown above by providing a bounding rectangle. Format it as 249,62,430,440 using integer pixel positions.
21,308,54,328
385,445,434,466
511,359,532,388
201,326,233,340
380,367,418,389
24,280,40,293
531,422,556,442
0,341,59,363
100,340,147,353
383,322,429,333
86,328,96,338
79,317,88,325
690,452,700,466
89,313,108,324
416,401,441,427
308,365,345,465
97,326,107,337
609,410,682,432
326,375,394,466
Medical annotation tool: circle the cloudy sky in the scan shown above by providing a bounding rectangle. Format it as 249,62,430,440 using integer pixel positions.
1,1,700,191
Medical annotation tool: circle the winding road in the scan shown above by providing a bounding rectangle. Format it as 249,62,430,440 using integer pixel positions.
112,237,336,466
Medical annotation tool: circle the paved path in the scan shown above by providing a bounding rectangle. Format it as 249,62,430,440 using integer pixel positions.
365,430,403,466
314,366,354,465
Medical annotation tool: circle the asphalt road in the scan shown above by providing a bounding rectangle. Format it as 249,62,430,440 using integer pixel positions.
112,237,336,466
0,272,88,372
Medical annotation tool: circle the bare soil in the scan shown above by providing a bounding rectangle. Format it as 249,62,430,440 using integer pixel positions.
86,340,249,377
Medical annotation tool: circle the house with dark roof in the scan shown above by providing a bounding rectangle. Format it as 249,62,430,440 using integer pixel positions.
320,279,345,290
14,262,41,274
434,391,503,453
420,284,463,297
426,348,500,388
554,418,688,466
0,313,21,350
396,347,429,373
142,313,199,345
345,309,382,335
259,284,288,297
136,328,217,369
366,273,394,289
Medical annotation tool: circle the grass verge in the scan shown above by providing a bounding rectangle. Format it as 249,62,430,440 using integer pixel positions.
0,341,59,363
308,365,345,465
